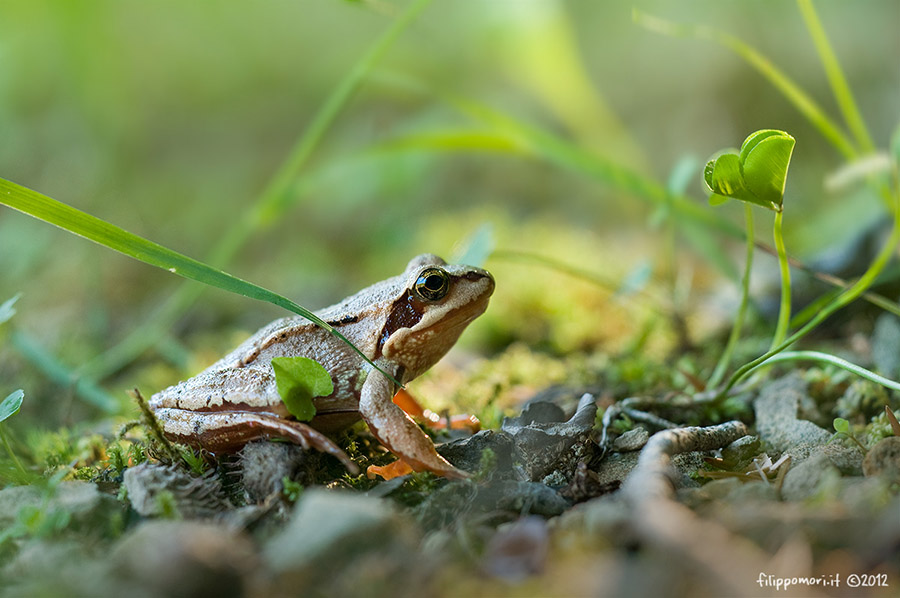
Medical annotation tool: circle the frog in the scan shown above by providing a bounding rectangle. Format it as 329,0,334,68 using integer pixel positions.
149,254,494,479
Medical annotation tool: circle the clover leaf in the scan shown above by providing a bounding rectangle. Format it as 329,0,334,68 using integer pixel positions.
271,357,333,422
0,389,24,423
704,129,795,211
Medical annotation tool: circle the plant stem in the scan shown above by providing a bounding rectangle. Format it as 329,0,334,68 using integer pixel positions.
765,350,900,392
769,210,791,350
720,188,900,395
0,426,27,476
709,204,755,388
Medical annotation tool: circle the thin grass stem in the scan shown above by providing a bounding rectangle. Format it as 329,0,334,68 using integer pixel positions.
769,210,792,350
766,350,900,392
721,187,900,395
0,427,27,476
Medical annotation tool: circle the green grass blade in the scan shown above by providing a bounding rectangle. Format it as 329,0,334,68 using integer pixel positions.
9,330,119,413
376,129,528,154
766,350,900,392
796,0,874,154
0,177,398,388
633,8,857,160
82,0,433,380
372,70,745,243
451,99,746,242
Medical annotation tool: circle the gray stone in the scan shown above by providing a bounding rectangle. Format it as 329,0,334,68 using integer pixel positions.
437,429,518,478
493,481,570,517
823,442,865,475
239,441,307,503
263,489,411,572
755,374,830,452
0,481,119,536
482,516,549,581
612,427,649,452
502,401,566,428
123,463,230,519
863,436,900,483
780,453,840,501
595,451,640,486
872,313,900,379
720,435,760,468
111,521,257,598
414,478,570,530
1,540,111,598
502,394,598,482
549,496,630,547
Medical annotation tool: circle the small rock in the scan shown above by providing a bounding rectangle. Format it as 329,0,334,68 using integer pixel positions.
502,394,598,482
872,313,900,379
437,429,517,478
755,374,830,452
822,442,864,476
483,516,548,581
594,452,640,486
502,401,566,428
727,480,779,503
2,540,111,597
612,427,649,452
679,478,742,504
123,463,230,519
414,478,570,529
111,521,257,598
720,435,760,468
862,436,900,483
263,489,411,572
493,481,571,517
559,462,620,503
550,496,630,545
240,441,307,503
780,453,841,501
0,481,120,536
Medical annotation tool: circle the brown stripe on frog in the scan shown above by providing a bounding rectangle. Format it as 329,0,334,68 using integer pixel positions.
378,290,425,353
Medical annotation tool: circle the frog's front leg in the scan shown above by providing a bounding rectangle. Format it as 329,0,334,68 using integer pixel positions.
358,371,467,479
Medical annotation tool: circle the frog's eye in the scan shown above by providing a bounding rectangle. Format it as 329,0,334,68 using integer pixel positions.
414,267,451,302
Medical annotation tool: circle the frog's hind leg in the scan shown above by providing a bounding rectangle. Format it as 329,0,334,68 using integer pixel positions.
153,408,359,474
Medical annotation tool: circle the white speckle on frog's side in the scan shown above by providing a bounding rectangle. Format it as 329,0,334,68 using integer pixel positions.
168,267,177,273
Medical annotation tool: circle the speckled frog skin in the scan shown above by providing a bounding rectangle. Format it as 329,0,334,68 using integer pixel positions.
149,254,494,477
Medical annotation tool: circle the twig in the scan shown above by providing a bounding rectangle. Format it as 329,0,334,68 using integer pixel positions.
621,422,784,597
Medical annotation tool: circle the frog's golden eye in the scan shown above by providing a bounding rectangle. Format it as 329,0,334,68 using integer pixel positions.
414,267,451,302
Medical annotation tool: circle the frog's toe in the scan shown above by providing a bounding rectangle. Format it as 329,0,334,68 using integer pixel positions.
367,458,468,481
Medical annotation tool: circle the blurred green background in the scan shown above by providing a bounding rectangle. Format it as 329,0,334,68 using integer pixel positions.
1,0,897,428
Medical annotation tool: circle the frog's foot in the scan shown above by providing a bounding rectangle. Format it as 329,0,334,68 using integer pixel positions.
360,373,468,480
366,460,414,481
153,408,359,474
